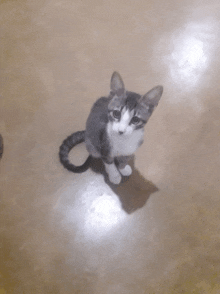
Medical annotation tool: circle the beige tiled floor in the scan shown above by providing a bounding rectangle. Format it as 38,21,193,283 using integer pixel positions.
1,0,220,293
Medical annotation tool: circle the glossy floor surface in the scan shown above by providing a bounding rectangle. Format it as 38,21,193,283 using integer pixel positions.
1,0,220,293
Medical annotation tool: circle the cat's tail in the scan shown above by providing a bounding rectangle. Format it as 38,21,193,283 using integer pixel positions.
59,131,92,173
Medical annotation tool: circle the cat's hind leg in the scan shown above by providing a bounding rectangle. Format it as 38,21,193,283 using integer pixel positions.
85,137,101,158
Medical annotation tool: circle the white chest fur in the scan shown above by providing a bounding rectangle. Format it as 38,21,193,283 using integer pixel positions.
107,125,144,157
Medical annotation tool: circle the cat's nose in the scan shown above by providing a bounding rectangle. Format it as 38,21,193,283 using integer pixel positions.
119,131,124,135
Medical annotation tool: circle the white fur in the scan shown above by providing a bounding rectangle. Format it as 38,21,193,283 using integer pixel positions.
107,123,144,157
118,110,130,133
119,165,132,176
112,109,134,135
104,162,122,184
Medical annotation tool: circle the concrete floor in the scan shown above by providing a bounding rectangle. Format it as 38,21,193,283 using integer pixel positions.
1,0,220,293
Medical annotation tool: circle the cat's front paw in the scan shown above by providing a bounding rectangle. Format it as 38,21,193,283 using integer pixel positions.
119,165,132,176
109,173,122,185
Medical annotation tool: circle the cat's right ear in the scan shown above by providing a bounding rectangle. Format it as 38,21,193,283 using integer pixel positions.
110,72,125,96
141,85,163,110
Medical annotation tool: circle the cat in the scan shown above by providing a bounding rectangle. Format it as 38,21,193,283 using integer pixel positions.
59,72,163,185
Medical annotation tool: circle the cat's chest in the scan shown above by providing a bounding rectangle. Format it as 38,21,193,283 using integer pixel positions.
107,127,144,157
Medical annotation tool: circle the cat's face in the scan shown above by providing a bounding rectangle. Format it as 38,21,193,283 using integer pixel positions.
107,72,163,136
108,92,148,136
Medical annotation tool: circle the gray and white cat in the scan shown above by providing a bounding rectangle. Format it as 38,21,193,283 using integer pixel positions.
59,72,163,184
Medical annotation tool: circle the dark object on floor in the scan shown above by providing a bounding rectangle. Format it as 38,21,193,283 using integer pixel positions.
0,134,3,159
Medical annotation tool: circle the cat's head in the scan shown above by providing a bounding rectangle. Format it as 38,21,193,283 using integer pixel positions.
107,72,163,136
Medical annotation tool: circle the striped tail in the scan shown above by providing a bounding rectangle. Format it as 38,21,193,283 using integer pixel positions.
59,131,92,173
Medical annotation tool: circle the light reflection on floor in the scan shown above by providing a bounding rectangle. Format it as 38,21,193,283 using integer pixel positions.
168,19,216,94
169,23,207,89
54,174,127,240
84,193,127,237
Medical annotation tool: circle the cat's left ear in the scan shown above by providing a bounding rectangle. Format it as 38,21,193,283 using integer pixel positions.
110,72,125,96
141,85,163,110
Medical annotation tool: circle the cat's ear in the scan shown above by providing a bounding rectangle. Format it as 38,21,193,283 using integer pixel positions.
141,85,163,110
110,72,125,96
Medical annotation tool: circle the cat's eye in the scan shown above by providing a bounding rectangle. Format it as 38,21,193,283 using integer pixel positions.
112,110,121,119
131,116,140,124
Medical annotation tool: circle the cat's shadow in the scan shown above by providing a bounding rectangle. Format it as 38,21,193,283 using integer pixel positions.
91,157,159,214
